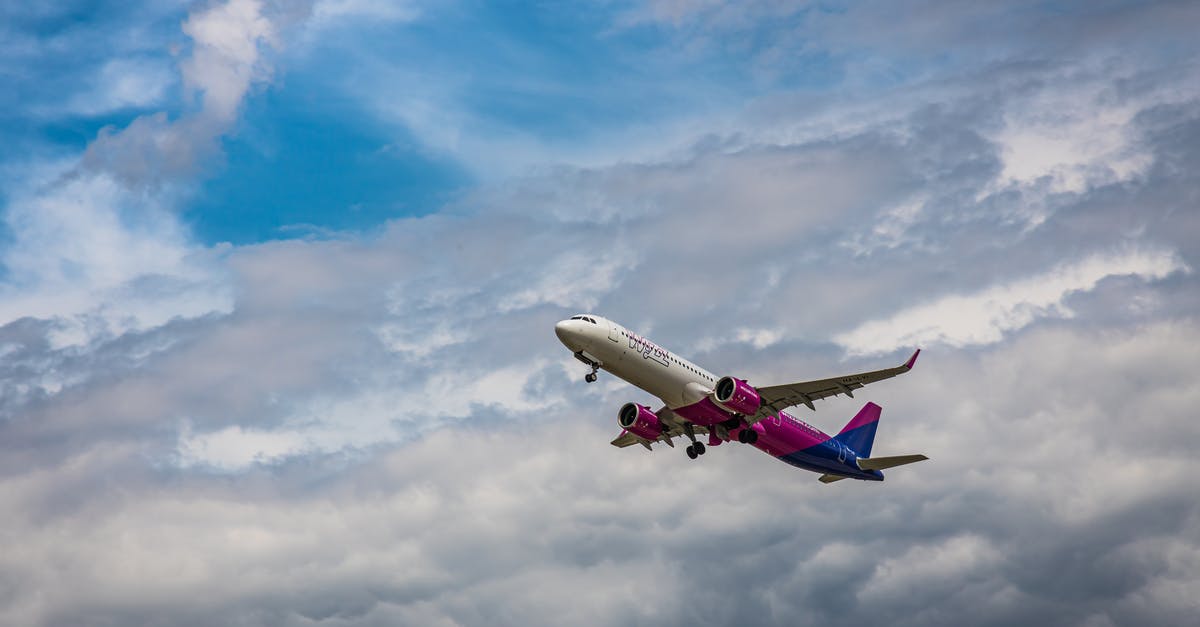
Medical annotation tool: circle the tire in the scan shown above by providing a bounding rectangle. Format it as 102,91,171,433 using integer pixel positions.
694,442,706,456
686,445,698,460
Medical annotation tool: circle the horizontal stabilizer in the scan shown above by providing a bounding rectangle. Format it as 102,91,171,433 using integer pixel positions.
857,454,928,471
818,474,847,483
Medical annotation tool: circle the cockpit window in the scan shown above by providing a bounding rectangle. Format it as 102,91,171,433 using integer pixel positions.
585,317,596,324
570,316,583,320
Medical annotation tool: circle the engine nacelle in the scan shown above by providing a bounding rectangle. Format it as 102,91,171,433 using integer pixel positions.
617,403,663,440
713,376,761,415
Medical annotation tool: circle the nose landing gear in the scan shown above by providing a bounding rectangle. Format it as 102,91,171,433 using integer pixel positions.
573,351,602,383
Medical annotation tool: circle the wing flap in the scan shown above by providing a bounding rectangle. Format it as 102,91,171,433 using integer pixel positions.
610,431,643,448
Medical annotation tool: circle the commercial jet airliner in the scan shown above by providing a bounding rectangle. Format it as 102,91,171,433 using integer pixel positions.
555,314,927,483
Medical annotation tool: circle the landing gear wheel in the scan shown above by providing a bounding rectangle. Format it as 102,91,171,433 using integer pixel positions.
686,445,698,460
737,426,759,444
693,442,706,456
584,372,597,383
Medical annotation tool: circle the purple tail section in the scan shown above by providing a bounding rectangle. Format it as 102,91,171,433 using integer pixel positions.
834,402,881,458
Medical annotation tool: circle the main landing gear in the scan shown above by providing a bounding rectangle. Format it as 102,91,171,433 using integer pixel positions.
722,416,759,444
683,423,705,460
681,421,756,460
738,428,759,444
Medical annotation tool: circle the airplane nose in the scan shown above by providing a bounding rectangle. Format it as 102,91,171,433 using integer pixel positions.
555,320,579,347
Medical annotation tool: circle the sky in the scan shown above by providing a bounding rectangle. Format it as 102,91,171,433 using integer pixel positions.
1,0,1198,625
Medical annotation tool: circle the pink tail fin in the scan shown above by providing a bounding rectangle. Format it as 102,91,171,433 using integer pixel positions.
834,402,881,457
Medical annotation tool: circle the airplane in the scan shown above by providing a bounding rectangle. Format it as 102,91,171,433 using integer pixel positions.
554,314,927,483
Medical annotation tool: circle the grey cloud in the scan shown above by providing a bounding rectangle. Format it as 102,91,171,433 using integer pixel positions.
3,1,1200,625
4,321,1196,626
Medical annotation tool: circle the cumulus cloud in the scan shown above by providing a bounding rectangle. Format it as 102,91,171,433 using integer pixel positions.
2,0,307,349
4,320,1199,626
834,248,1189,356
0,169,232,348
2,1,1200,626
180,0,278,122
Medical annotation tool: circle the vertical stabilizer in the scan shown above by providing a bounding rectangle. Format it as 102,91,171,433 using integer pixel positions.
834,402,881,458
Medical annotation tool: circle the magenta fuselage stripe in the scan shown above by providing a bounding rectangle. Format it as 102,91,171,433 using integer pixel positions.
672,398,831,456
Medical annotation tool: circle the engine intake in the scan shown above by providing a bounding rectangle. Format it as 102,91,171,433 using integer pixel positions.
714,376,761,415
617,403,664,440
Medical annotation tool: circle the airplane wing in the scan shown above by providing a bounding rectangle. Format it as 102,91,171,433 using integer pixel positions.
611,406,708,449
751,350,919,421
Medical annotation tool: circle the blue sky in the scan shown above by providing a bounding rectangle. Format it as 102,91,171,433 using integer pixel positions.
1,1,1199,625
4,1,859,243
3,1,774,242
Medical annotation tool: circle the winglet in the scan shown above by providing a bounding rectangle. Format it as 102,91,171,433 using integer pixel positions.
903,349,921,370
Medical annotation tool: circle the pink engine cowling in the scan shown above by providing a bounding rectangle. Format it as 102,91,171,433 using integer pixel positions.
617,403,663,440
713,376,761,415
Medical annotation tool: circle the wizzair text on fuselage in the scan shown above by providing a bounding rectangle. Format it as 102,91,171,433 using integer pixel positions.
555,314,927,483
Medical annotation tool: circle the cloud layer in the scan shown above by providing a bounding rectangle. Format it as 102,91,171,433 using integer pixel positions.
1,1,1198,626
835,248,1189,355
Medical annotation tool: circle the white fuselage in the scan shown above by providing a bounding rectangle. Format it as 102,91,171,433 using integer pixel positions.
554,314,716,408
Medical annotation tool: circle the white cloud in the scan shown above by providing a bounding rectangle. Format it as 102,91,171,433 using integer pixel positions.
834,248,1189,356
175,358,561,470
10,317,1200,625
312,0,419,25
993,99,1150,195
988,60,1200,196
2,3,1200,625
0,0,299,348
498,250,637,313
65,57,175,115
840,194,929,255
0,173,232,348
180,0,277,122
177,424,309,469
858,535,1004,604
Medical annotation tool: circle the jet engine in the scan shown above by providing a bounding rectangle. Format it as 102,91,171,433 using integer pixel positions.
713,376,761,415
617,403,664,440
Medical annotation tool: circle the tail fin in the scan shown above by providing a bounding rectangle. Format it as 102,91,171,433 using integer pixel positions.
834,402,881,457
